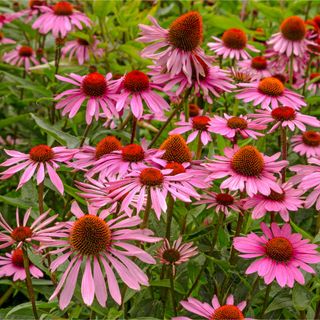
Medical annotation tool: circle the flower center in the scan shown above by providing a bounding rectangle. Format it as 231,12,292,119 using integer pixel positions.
77,38,89,46
222,28,247,50
280,16,306,41
211,305,244,320
189,104,200,117
81,72,107,97
162,248,181,263
192,116,210,131
310,73,320,84
121,144,145,162
231,146,264,177
53,1,73,16
160,135,192,164
271,106,296,121
29,0,46,9
168,11,202,52
123,70,149,93
302,131,320,147
70,215,111,256
139,168,164,186
267,190,285,201
165,162,186,175
95,136,122,159
11,226,33,242
227,117,248,129
251,56,267,70
258,77,284,97
265,237,293,262
29,145,54,162
18,46,33,57
216,193,234,206
11,249,25,267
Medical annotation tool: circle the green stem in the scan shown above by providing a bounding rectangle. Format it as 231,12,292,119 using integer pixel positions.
37,181,44,215
20,69,26,100
148,104,182,148
169,266,177,316
244,276,259,311
280,126,287,183
229,212,244,264
140,189,152,229
22,246,39,320
289,54,294,88
302,56,312,96
0,285,14,307
165,194,175,241
212,211,225,248
130,116,137,144
260,285,271,317
195,133,203,160
79,123,92,148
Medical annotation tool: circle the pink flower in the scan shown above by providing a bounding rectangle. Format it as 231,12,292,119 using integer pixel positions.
234,223,320,287
156,237,198,274
69,136,122,172
237,56,272,80
106,167,200,219
290,157,320,210
45,202,160,309
61,37,103,65
175,294,250,320
244,182,304,222
208,28,259,60
0,145,75,194
0,13,17,28
151,64,235,103
203,145,287,197
0,249,43,281
55,72,118,124
138,12,212,83
32,1,91,38
87,143,166,180
0,208,60,250
236,77,306,110
19,0,48,23
0,32,15,44
3,45,39,70
115,70,169,119
169,115,212,146
249,106,320,133
208,114,266,140
292,131,320,157
195,191,242,217
268,16,310,57
308,73,320,93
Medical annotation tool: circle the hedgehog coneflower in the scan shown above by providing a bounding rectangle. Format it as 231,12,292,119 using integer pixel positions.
268,16,310,57
292,131,320,158
208,28,259,60
138,12,212,83
44,202,160,309
160,135,192,164
175,294,249,320
234,223,320,287
203,145,287,197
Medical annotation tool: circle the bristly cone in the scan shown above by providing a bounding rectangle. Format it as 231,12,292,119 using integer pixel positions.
160,134,192,163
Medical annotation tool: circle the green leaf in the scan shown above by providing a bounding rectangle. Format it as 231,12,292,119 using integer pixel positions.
0,195,36,210
150,279,186,294
0,114,30,129
265,295,292,313
6,301,56,318
293,285,311,311
290,220,313,240
31,114,80,147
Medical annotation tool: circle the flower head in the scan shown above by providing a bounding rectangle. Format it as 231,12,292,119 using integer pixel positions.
160,135,192,164
236,77,306,110
195,191,242,216
138,12,212,83
0,145,75,194
249,106,320,133
156,237,198,274
292,131,320,157
115,70,170,119
32,1,91,38
244,182,304,222
0,208,60,249
238,56,272,80
46,202,160,309
208,28,259,60
208,114,266,140
234,223,320,287
0,249,43,281
3,45,39,70
55,72,119,124
203,145,287,197
175,294,249,320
